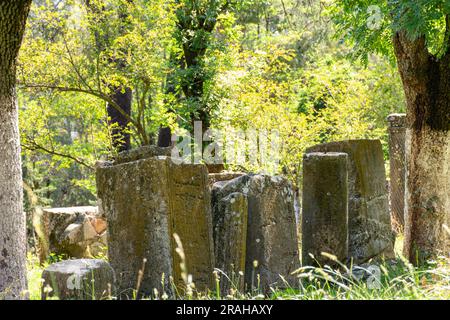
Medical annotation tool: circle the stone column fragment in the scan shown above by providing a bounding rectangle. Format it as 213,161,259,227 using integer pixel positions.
96,154,214,298
307,140,395,263
212,174,300,292
41,259,115,300
212,192,248,294
302,152,349,267
387,114,407,230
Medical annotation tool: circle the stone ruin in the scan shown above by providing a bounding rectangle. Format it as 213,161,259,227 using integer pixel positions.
387,114,407,231
93,145,300,297
96,150,214,297
212,174,300,292
38,134,406,299
303,140,396,265
35,206,107,262
302,152,349,267
41,259,115,300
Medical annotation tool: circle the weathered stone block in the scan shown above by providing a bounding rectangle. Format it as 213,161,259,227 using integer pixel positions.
387,114,407,230
167,161,215,293
213,174,300,292
307,140,395,263
35,207,107,262
114,145,172,165
41,259,115,300
208,172,245,188
212,192,248,294
302,152,349,266
96,156,214,298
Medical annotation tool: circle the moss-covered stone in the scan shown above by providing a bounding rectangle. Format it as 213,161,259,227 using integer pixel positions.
302,152,349,267
307,140,395,263
213,174,300,292
212,192,248,294
41,259,115,300
96,156,214,298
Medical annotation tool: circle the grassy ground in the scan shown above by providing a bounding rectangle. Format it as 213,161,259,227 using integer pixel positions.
27,237,450,300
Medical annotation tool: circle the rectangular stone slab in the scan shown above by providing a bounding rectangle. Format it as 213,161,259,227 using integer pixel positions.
302,152,349,267
213,174,300,292
212,192,248,294
97,158,173,298
167,161,215,292
96,156,214,298
307,140,395,264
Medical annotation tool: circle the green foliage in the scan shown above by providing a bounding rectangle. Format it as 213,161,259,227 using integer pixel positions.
329,0,450,60
26,250,450,300
19,91,108,207
18,0,406,204
211,3,405,185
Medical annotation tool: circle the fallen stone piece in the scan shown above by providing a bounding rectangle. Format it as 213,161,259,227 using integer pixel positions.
302,152,349,267
96,155,214,298
41,259,115,300
35,206,108,262
213,174,300,292
307,140,395,263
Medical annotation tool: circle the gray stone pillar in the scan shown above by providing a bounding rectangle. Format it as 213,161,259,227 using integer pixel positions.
387,114,407,230
212,174,300,292
306,140,395,264
302,152,349,267
96,150,214,298
212,192,248,294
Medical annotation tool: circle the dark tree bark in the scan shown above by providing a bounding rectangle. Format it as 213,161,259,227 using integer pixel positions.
106,1,133,152
85,0,133,152
393,32,450,264
107,86,132,152
157,126,172,147
158,1,230,146
0,0,32,300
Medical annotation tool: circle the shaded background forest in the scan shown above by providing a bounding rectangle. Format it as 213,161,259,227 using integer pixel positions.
18,0,405,211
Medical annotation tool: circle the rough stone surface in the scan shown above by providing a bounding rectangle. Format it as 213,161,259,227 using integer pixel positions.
206,164,225,174
307,140,395,263
212,192,248,294
208,172,245,188
387,114,407,230
36,207,107,262
41,259,115,300
302,152,349,266
114,145,172,165
213,174,300,292
96,156,214,298
167,160,215,293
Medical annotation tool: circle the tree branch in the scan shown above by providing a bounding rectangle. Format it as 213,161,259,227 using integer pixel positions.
20,83,148,143
22,140,94,170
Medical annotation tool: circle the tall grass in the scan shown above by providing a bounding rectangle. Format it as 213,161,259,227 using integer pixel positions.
27,235,450,300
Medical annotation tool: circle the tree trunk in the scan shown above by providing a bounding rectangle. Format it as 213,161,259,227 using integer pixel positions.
85,0,133,152
394,33,450,264
107,87,132,152
0,0,32,299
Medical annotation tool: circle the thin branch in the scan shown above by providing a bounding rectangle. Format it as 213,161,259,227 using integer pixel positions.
22,140,94,170
20,83,148,143
281,0,292,28
62,34,94,92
